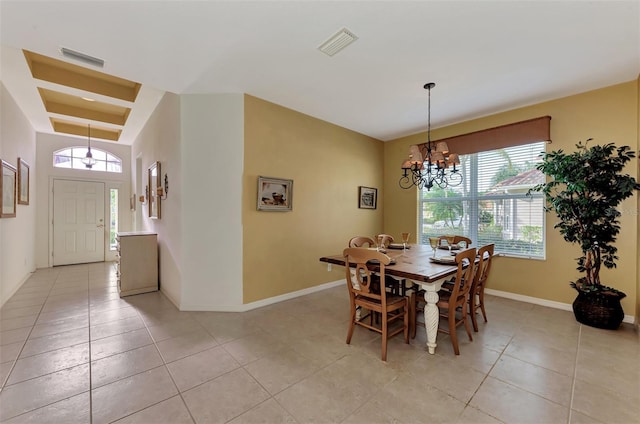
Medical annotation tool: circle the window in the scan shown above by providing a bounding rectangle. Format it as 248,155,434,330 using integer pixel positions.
109,189,118,251
419,141,546,258
53,147,122,173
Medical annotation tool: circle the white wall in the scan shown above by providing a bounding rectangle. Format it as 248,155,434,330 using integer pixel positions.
131,92,183,307
34,133,132,268
179,94,244,310
0,83,37,305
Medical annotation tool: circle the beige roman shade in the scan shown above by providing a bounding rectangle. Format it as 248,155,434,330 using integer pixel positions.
417,116,551,156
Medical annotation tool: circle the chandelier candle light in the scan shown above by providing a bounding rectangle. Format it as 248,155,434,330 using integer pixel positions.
81,124,97,169
399,82,462,190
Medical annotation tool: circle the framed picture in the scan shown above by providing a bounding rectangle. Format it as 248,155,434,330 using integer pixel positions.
358,186,377,209
257,176,293,211
0,159,17,218
17,158,29,205
148,161,161,219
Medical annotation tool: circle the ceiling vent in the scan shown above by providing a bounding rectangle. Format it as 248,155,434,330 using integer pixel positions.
318,28,358,56
60,47,105,68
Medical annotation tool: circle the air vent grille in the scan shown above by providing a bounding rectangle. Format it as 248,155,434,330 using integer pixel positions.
318,28,358,56
60,47,105,68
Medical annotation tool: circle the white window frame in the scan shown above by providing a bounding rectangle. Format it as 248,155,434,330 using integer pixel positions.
418,141,546,259
53,147,123,173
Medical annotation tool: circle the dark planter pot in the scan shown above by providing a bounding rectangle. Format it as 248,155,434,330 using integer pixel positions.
572,289,626,330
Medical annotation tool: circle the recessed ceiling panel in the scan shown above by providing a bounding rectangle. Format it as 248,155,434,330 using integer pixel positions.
50,118,121,142
24,49,141,102
38,88,131,125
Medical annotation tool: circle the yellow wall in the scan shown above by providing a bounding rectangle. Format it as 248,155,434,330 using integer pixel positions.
243,95,384,303
385,81,639,315
637,74,640,326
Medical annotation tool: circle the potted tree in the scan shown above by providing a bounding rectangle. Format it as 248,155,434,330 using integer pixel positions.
531,139,639,329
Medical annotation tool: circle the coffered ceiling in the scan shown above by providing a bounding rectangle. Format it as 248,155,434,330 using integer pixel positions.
1,1,638,146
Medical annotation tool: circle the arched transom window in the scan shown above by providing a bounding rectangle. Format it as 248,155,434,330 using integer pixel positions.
53,147,122,173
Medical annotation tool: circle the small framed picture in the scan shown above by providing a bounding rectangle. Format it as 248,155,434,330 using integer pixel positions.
258,176,293,211
358,186,377,209
1,159,17,218
17,158,29,205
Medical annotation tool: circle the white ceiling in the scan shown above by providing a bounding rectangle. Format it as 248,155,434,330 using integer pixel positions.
1,1,639,145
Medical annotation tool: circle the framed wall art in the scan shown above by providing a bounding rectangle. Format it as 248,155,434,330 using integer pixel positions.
148,161,161,219
17,157,29,205
257,176,293,211
0,159,17,218
358,186,377,209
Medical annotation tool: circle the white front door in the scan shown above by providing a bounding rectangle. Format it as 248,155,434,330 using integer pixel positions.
53,179,105,266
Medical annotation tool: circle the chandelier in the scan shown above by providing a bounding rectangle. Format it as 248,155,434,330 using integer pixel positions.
81,124,97,169
399,82,462,190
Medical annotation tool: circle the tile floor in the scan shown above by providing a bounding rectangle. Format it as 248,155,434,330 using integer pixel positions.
0,262,638,423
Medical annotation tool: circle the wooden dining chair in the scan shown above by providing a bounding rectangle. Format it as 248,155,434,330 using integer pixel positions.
469,243,494,332
437,235,472,249
375,234,395,248
343,247,409,361
412,247,476,355
348,236,375,248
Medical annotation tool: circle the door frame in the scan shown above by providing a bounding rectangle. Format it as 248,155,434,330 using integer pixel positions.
48,177,125,267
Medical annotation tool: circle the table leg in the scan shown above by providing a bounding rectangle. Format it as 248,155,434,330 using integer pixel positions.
422,285,440,354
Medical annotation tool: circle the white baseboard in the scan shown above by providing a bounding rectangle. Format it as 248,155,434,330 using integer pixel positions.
179,279,346,312
1,270,34,308
485,288,636,324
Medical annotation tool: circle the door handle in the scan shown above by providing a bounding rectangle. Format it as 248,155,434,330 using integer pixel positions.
97,224,104,228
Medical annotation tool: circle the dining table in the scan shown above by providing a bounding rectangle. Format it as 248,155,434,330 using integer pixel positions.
319,243,460,355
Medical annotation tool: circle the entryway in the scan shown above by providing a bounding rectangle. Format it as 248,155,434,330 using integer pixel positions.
52,179,105,266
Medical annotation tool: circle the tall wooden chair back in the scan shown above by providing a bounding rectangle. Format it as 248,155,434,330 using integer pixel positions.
343,247,409,361
438,235,472,249
375,234,395,248
435,247,476,355
469,243,494,331
348,236,375,248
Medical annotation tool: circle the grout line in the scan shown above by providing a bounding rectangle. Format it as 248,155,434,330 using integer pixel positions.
567,324,582,423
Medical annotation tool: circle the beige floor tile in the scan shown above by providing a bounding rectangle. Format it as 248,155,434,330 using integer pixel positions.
146,317,207,342
0,364,89,421
0,342,24,364
244,346,324,395
503,337,577,376
455,406,503,424
112,395,194,424
569,409,605,424
223,332,288,365
155,328,218,363
349,372,466,424
90,315,146,340
89,306,139,326
1,298,46,310
409,351,486,403
470,376,569,424
490,355,573,406
91,366,178,424
90,327,153,361
182,368,270,423
228,398,298,424
0,361,14,386
7,343,89,385
166,345,240,392
274,354,398,423
36,306,87,324
432,335,502,374
0,327,31,346
29,315,89,339
571,377,640,424
91,344,164,388
0,306,42,320
196,313,260,344
575,346,640,396
2,392,90,424
20,327,88,358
